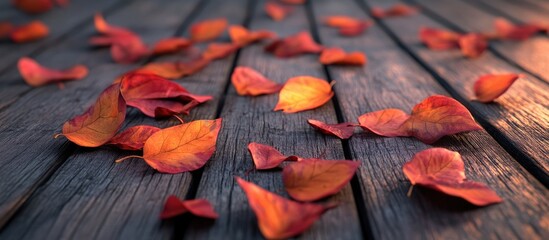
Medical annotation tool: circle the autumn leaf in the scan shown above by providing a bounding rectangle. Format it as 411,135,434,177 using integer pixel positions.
10,21,49,43
265,2,293,21
473,73,521,102
324,16,372,37
493,18,541,41
151,37,192,56
202,43,239,60
307,119,356,139
358,95,482,144
229,25,276,47
18,57,88,87
274,76,333,113
190,18,228,42
248,142,298,170
458,33,487,58
371,3,418,18
236,177,336,239
136,58,210,79
60,84,126,147
319,47,367,66
231,66,282,96
419,27,461,50
120,73,212,117
160,195,218,219
94,13,133,36
265,32,323,58
403,148,503,206
283,159,359,201
12,0,53,14
107,125,160,150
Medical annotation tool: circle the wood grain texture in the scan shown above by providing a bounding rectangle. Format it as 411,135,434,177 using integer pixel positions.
365,0,549,184
411,0,549,84
473,0,549,22
184,0,363,239
0,0,203,236
314,0,549,239
0,0,129,75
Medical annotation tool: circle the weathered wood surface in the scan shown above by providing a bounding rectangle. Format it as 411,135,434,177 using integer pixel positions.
184,0,362,239
473,0,549,22
313,0,549,239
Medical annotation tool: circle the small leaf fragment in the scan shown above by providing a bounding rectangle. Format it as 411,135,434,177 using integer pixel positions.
371,3,418,18
229,25,276,47
265,2,293,21
494,18,541,41
151,37,192,56
319,47,367,66
160,195,218,219
10,21,49,43
265,32,323,58
473,73,520,102
324,16,372,37
274,76,334,113
458,33,488,58
18,57,88,87
190,18,228,42
202,43,239,60
419,27,461,50
307,119,356,139
231,66,282,96
248,142,297,170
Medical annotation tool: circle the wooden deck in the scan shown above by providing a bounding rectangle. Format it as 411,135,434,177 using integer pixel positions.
0,0,547,239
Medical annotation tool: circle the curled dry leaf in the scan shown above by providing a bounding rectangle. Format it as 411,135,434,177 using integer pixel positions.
18,57,88,87
371,3,418,18
107,125,160,150
136,58,210,79
190,18,228,42
236,177,336,239
248,142,298,170
229,25,276,47
120,73,212,117
265,2,293,21
139,118,222,173
12,0,53,14
202,43,239,60
494,18,540,41
61,84,126,147
274,76,334,113
403,148,503,206
324,16,372,37
419,27,461,50
319,47,367,66
307,119,356,139
231,66,282,96
160,195,218,219
265,31,323,57
283,158,359,201
473,73,520,103
10,21,49,43
458,33,487,58
358,95,482,144
151,37,192,56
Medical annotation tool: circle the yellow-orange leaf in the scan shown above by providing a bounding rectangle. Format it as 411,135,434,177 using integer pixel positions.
190,18,228,42
231,66,282,96
473,73,520,102
274,76,334,113
319,47,367,65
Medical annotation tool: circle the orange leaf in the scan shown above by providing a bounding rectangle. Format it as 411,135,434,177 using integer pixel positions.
10,21,49,43
371,3,418,18
248,142,298,170
136,58,210,79
120,73,212,117
358,96,482,144
265,31,323,58
274,76,333,113
307,119,356,139
190,18,228,42
231,66,282,96
202,43,239,60
283,159,359,201
229,25,276,47
324,16,373,37
18,57,88,87
94,13,133,36
61,84,126,147
319,47,367,65
236,177,336,239
264,2,293,21
494,18,541,41
403,148,502,206
151,37,192,56
458,33,487,58
473,73,520,102
160,195,218,219
12,0,53,14
141,119,222,173
419,27,461,50
107,125,160,150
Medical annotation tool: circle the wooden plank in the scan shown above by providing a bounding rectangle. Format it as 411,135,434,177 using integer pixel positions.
0,0,203,234
507,0,549,13
0,0,129,75
312,0,549,239
473,0,549,22
411,0,549,84
184,0,363,239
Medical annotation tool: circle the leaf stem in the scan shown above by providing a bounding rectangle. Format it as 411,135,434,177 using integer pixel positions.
115,155,144,163
173,115,185,124
53,133,64,139
407,185,414,197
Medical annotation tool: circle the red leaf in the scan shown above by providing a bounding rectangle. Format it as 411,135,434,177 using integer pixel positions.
231,66,282,96
283,159,359,201
419,27,461,50
248,142,298,170
120,73,212,117
10,21,49,43
265,32,323,58
319,47,367,65
458,33,487,58
110,35,149,64
265,2,293,21
236,177,336,239
473,73,520,102
136,58,210,79
107,125,160,150
229,25,276,47
190,18,228,42
202,43,240,60
12,0,53,14
151,37,192,56
371,3,418,18
18,57,88,87
160,195,218,219
307,119,356,139
403,148,503,206
494,18,541,41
